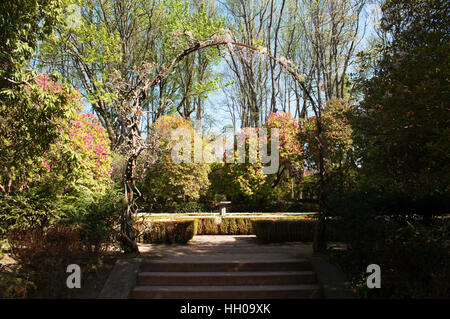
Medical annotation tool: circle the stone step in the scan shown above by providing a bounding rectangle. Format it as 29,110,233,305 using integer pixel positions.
137,270,317,286
140,260,312,272
131,284,322,299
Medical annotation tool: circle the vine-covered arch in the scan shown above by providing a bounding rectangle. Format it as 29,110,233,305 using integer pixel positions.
117,30,326,253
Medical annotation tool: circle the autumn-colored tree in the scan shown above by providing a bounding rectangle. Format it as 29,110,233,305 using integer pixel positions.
265,112,303,193
220,112,303,201
143,115,210,207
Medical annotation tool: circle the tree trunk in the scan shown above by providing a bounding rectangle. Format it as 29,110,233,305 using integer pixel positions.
313,119,327,253
313,162,327,252
120,148,140,254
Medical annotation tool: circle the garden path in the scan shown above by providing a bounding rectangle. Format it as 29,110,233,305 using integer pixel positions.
138,235,313,261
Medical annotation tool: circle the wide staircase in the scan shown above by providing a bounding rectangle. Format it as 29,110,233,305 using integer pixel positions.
131,258,323,299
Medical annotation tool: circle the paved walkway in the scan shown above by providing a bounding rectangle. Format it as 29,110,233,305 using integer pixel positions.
138,235,313,262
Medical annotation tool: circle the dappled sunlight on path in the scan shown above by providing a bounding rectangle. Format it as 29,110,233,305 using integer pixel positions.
138,235,313,262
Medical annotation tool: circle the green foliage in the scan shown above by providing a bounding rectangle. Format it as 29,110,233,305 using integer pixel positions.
138,216,313,236
221,160,269,200
142,220,197,244
0,0,62,82
6,224,85,296
159,201,208,214
301,98,354,170
0,184,123,243
217,113,304,203
0,73,75,195
357,0,449,200
145,158,211,204
327,193,387,254
301,174,319,200
330,219,450,298
39,0,225,143
0,74,112,196
229,199,318,213
0,265,36,299
0,184,123,298
0,186,64,238
327,182,449,298
40,0,125,105
379,220,450,298
60,186,124,253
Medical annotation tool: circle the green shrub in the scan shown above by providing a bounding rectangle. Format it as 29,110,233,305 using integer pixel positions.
326,194,389,253
148,201,209,213
229,199,318,213
196,218,218,234
326,186,450,298
138,216,319,238
168,202,208,213
61,186,123,254
0,188,62,239
142,220,197,244
252,219,317,243
378,220,450,298
0,185,123,250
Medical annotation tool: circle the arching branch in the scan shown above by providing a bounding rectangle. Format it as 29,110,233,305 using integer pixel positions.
138,36,319,115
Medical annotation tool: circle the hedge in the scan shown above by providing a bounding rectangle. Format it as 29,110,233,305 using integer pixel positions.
141,220,197,244
137,216,313,236
196,217,254,235
251,219,341,243
137,216,344,244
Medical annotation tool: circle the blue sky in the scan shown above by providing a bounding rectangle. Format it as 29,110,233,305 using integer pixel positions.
196,1,381,133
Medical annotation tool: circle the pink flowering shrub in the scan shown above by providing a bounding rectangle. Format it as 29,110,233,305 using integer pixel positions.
265,112,303,167
66,111,112,190
35,73,64,94
35,74,112,193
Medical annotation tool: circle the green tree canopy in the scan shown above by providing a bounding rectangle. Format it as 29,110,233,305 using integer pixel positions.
358,0,449,199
